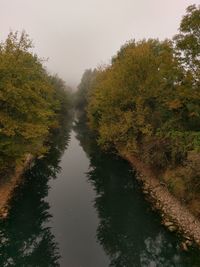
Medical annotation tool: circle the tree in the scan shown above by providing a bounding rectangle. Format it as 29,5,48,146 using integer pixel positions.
88,39,185,162
86,5,200,216
174,4,200,85
0,31,70,174
75,69,97,120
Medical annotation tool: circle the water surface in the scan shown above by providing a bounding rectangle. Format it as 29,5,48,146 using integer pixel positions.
0,121,199,266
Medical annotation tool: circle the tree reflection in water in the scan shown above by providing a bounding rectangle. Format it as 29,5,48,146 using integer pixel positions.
0,117,72,267
74,119,200,267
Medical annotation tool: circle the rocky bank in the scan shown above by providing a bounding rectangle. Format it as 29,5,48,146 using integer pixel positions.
121,152,200,251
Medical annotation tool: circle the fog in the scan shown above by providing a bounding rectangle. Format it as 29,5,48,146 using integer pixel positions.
0,0,199,88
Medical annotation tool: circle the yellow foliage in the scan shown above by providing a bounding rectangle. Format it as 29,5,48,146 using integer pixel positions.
167,99,183,110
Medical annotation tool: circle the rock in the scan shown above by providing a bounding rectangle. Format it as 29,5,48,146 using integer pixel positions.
185,240,193,247
2,211,8,218
160,181,167,187
164,221,174,227
180,241,188,251
168,225,177,232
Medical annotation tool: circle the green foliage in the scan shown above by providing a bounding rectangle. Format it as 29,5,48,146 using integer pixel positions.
75,69,97,119
88,40,184,158
87,5,200,170
0,31,70,175
174,4,200,85
49,74,72,120
85,4,200,216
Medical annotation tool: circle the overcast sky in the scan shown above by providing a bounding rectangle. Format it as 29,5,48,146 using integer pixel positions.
1,0,199,88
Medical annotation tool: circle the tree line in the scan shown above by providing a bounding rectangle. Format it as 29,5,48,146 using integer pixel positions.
76,5,200,217
0,31,71,176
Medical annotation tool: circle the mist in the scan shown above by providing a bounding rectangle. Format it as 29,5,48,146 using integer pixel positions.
1,0,199,88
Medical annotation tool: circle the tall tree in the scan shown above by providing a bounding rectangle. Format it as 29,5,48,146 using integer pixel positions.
0,31,70,174
174,4,200,85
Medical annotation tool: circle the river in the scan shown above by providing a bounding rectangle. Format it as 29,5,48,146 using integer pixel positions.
0,120,199,266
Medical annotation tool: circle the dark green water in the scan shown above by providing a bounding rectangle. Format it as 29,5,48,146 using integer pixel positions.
0,121,199,266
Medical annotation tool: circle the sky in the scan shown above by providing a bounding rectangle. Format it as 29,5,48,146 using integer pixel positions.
0,0,199,88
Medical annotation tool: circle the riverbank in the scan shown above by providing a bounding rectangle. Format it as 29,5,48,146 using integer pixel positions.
0,154,34,219
120,151,200,250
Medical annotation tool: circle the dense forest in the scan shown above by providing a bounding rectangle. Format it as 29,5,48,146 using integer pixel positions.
76,5,200,217
0,31,71,177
